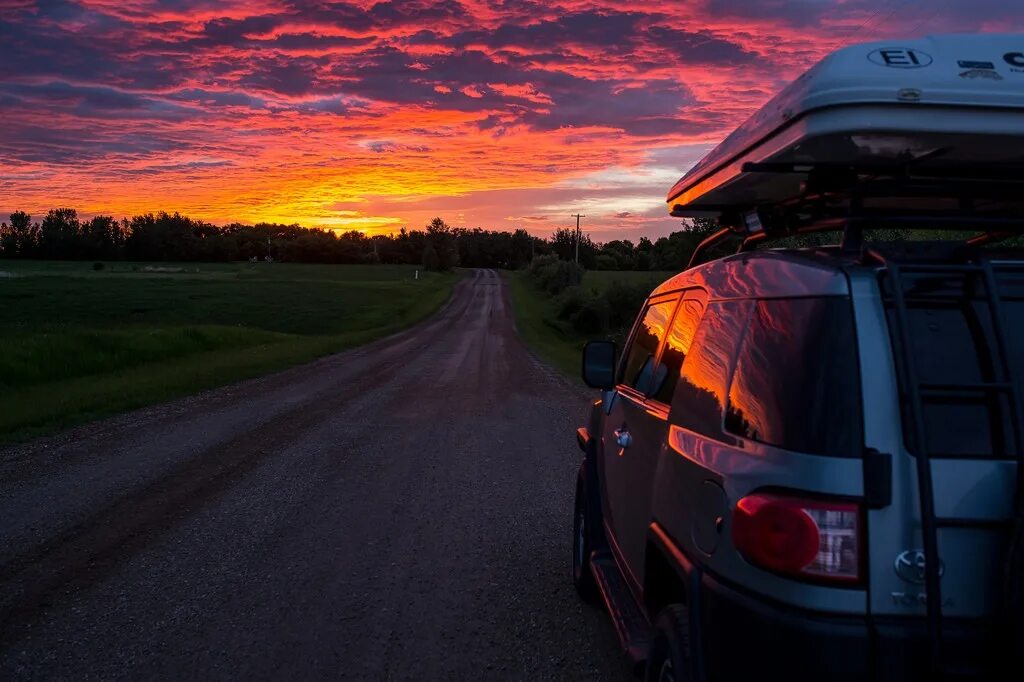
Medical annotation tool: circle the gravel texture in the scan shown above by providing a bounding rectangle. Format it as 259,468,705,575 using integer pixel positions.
0,269,631,680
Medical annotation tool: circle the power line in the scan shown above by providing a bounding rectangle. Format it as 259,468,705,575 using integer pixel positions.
865,0,919,42
905,0,951,39
831,0,915,51
831,0,895,50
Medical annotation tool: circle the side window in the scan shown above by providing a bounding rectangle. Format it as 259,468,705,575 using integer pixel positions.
619,299,676,394
1001,276,1024,391
671,300,752,439
651,292,706,404
725,297,862,457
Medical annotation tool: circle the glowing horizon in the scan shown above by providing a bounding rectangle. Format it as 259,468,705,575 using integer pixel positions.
2,1,1022,241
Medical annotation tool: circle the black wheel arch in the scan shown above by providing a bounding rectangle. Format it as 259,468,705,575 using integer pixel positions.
643,533,689,620
644,523,708,681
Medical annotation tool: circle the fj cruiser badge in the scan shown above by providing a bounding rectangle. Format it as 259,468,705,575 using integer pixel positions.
894,550,944,584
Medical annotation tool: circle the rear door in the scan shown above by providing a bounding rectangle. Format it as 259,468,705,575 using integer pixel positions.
601,295,677,588
855,265,1023,625
602,292,706,590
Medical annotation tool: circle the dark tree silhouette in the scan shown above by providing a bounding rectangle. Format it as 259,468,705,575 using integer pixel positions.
0,211,36,257
549,227,597,268
38,208,82,259
0,207,720,271
424,217,459,271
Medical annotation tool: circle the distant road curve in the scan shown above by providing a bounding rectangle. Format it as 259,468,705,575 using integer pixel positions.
0,268,629,680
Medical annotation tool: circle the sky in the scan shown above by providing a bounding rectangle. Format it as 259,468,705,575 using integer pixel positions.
1,1,1023,241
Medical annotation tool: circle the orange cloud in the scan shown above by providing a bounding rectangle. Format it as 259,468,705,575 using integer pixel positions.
3,1,1022,238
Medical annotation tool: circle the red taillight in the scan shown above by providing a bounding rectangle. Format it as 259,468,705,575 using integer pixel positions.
732,493,862,585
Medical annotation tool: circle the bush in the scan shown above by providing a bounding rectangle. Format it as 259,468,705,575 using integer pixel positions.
529,257,651,340
594,254,617,270
555,285,587,320
527,255,583,295
528,253,557,277
92,262,105,271
568,295,611,335
602,280,650,330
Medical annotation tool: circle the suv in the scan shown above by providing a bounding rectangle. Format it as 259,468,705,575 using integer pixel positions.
573,240,1024,680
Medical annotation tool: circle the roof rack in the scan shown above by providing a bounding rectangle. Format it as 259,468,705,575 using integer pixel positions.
685,163,1024,269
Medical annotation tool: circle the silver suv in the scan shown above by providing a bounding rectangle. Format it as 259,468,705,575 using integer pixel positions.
574,239,1024,680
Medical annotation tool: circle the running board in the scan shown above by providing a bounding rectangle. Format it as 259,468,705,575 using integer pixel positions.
590,552,652,666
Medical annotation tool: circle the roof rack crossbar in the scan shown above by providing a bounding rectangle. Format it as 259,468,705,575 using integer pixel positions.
724,214,1024,262
685,171,1024,268
741,161,1024,184
845,214,1024,228
726,224,1020,262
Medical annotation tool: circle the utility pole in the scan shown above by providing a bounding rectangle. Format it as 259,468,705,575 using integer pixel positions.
571,213,585,264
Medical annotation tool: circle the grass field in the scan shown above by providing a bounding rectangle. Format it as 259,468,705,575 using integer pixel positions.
0,261,458,441
581,269,676,292
503,269,675,379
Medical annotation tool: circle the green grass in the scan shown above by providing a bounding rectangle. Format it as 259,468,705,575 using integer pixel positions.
0,262,459,441
503,269,677,379
503,271,584,378
581,269,677,293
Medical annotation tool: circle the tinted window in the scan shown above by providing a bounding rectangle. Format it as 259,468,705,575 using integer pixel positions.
671,300,752,440
620,300,676,394
725,297,862,457
1003,298,1024,409
651,294,706,404
886,270,1024,458
995,270,1024,387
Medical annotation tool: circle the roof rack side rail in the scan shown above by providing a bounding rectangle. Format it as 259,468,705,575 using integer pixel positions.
686,227,735,269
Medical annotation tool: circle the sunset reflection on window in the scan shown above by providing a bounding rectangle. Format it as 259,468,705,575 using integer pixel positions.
671,300,752,440
621,300,676,394
725,298,862,456
652,293,706,404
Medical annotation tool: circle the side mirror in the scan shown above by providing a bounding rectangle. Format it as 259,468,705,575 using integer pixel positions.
582,341,617,390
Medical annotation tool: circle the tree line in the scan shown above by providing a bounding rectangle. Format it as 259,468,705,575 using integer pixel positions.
0,208,721,272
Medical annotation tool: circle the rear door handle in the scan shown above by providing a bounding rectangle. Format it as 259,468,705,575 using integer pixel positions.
613,428,632,449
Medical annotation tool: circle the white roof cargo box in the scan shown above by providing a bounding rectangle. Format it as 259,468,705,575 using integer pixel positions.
667,34,1024,218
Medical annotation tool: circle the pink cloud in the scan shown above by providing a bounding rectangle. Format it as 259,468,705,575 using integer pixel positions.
2,1,1022,236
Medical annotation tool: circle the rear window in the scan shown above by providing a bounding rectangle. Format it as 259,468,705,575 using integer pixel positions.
724,297,863,457
884,267,1024,459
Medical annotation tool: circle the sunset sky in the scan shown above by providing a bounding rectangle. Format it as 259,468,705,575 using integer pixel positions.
2,1,1022,240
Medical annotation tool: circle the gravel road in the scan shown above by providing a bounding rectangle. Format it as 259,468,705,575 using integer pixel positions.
0,269,631,680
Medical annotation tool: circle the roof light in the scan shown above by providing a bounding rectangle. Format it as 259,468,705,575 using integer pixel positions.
743,211,764,234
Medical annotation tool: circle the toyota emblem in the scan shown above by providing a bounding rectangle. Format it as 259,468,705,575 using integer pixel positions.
894,550,944,584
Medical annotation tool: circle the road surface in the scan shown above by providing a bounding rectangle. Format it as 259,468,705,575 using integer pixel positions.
0,269,630,680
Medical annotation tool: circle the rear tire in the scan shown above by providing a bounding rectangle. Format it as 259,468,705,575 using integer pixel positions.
572,468,598,602
645,605,693,682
